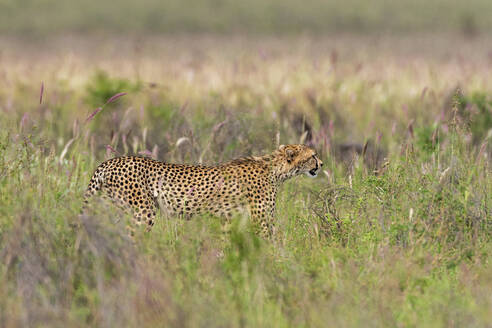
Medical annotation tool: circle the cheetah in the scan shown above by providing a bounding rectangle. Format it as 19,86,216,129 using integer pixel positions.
84,144,323,237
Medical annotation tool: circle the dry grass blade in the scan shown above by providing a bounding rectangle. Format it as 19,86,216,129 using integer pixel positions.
39,81,44,104
59,138,75,164
19,113,29,131
85,107,103,123
85,93,127,124
199,119,228,163
476,141,488,163
106,145,120,156
105,92,127,105
407,120,415,138
138,149,153,157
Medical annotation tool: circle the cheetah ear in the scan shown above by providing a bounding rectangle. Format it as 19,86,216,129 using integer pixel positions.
285,148,296,163
279,144,296,163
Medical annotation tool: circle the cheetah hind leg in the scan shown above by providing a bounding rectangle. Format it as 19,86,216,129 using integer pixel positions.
84,185,157,237
125,206,156,238
95,194,143,238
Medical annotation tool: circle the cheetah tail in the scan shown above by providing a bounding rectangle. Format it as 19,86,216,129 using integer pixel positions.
82,173,103,209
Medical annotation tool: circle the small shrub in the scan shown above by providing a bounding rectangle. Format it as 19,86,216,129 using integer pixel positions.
85,70,141,108
415,124,439,156
456,91,492,144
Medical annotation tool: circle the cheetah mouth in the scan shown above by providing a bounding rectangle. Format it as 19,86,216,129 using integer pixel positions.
308,167,319,177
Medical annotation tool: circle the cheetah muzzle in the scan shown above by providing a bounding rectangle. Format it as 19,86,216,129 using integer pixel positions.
308,167,319,177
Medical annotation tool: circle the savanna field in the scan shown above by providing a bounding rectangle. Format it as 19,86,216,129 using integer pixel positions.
0,34,491,327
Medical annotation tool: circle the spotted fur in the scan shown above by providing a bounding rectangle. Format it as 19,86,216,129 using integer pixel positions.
84,144,323,237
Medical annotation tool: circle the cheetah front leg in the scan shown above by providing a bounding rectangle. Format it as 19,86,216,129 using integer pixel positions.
127,192,158,232
249,199,276,238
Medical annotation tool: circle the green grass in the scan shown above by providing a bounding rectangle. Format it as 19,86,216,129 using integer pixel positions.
0,36,491,327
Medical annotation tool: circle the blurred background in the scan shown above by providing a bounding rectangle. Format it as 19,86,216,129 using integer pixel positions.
1,0,491,186
0,0,491,37
0,0,492,36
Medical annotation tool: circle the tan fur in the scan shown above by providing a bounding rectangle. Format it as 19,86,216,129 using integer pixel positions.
84,144,323,237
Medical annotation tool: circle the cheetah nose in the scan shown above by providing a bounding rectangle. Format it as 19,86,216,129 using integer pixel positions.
319,161,323,167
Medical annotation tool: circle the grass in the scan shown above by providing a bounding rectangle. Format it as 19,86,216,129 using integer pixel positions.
0,35,491,327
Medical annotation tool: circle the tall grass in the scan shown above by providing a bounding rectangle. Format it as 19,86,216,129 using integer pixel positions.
0,36,491,327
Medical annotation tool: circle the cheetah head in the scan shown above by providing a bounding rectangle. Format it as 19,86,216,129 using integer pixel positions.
276,144,323,179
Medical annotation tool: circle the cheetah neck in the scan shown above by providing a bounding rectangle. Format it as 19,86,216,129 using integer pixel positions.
229,152,297,184
271,166,298,184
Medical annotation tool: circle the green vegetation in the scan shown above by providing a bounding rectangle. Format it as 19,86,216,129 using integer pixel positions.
0,36,491,327
456,91,492,144
85,70,141,108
